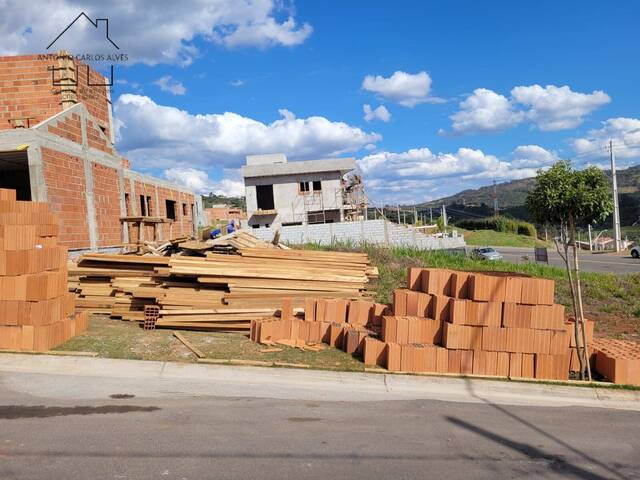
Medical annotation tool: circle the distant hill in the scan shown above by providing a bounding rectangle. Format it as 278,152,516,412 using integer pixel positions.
202,193,246,210
415,164,640,226
418,164,640,209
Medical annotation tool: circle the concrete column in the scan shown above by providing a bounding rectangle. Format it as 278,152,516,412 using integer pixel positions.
154,186,162,241
80,113,98,250
117,166,129,245
26,142,48,202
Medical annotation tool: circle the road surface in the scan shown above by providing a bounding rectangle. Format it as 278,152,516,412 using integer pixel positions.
492,246,640,274
1,354,639,479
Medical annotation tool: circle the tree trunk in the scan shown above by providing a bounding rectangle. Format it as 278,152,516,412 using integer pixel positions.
569,216,592,381
557,222,584,378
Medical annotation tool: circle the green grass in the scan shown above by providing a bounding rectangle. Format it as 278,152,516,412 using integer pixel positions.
461,229,547,248
56,316,366,371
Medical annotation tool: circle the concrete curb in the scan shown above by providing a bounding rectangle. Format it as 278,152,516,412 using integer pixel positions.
0,353,639,410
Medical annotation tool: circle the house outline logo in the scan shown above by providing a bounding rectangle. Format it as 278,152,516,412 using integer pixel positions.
46,12,124,87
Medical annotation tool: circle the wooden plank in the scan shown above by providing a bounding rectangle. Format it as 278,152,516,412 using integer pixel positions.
173,331,206,358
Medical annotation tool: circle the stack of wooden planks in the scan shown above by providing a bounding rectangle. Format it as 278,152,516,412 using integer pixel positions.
68,236,376,332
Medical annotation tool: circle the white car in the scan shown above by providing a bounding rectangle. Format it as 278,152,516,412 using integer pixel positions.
631,245,640,259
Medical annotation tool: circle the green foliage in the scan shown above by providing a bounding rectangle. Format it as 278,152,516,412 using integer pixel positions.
526,161,614,227
202,193,246,210
455,215,537,237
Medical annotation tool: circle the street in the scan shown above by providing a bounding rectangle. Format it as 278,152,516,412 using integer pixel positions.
492,247,640,274
1,354,639,479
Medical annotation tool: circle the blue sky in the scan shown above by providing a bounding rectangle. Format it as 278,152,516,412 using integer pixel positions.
3,0,639,203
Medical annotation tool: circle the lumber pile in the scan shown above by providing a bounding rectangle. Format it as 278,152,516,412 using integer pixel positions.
0,188,88,351
69,241,375,332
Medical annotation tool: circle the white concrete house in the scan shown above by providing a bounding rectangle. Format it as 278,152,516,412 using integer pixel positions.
241,153,363,228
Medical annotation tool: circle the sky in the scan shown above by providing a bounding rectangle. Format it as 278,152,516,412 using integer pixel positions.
2,0,639,205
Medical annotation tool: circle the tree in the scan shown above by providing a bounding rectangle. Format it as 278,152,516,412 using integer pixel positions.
526,161,613,380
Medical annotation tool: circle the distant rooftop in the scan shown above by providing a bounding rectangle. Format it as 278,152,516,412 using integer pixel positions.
241,153,355,178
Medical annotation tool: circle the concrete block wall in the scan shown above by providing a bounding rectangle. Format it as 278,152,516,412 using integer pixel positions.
249,219,466,250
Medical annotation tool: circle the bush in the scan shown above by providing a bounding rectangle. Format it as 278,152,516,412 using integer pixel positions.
455,216,537,237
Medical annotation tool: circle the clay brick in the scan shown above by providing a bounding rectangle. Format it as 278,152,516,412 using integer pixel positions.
504,276,523,303
393,289,407,316
448,350,462,374
496,352,510,376
386,343,402,371
482,327,507,352
443,323,482,350
460,350,474,374
469,274,506,302
450,271,471,299
304,298,316,322
407,267,422,291
521,353,535,378
431,295,450,322
509,353,523,377
436,346,449,373
549,329,570,355
420,269,452,296
382,316,397,343
502,303,533,328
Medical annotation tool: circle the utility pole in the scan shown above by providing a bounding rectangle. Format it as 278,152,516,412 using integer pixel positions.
492,180,499,216
413,206,417,225
609,140,622,252
396,205,400,224
429,207,433,223
441,204,448,233
588,224,593,251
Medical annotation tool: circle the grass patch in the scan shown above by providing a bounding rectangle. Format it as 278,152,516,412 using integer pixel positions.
462,229,547,248
56,316,366,372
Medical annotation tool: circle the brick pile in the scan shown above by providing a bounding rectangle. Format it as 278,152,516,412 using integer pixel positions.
592,338,640,386
375,268,580,380
0,188,88,351
250,297,389,354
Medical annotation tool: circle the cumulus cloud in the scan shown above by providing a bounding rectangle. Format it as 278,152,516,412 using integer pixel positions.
511,85,610,131
363,104,391,123
358,146,543,203
164,167,244,196
0,0,312,65
573,117,640,160
449,85,610,134
362,71,440,107
154,76,186,95
114,94,381,170
511,145,559,168
450,89,524,134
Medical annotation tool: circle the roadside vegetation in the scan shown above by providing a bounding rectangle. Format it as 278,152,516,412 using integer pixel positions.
454,215,537,237
461,229,546,248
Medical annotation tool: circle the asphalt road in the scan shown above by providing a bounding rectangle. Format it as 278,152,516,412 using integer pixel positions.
1,355,639,479
492,246,640,274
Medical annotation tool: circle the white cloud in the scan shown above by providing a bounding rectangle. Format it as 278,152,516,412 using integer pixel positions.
164,167,244,196
511,145,559,168
511,84,610,131
114,94,381,171
573,117,640,159
450,89,524,134
230,79,244,87
154,76,186,95
449,85,610,134
363,104,391,123
0,0,312,65
358,146,544,203
362,71,440,107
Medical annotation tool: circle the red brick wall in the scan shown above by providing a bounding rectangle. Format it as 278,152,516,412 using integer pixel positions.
46,113,82,144
0,54,111,136
41,147,90,248
92,163,121,246
0,55,60,130
86,118,113,154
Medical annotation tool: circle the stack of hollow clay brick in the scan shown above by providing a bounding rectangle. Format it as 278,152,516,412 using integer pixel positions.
591,338,640,386
250,297,388,355
0,188,88,352
373,267,579,380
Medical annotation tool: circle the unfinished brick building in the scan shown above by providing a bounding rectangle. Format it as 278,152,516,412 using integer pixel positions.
0,52,200,250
